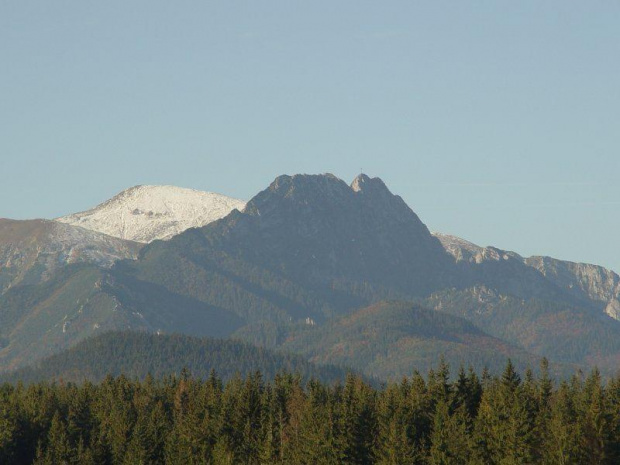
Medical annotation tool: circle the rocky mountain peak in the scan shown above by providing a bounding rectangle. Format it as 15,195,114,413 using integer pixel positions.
249,173,411,220
264,173,351,201
350,173,388,194
246,173,356,218
200,173,453,296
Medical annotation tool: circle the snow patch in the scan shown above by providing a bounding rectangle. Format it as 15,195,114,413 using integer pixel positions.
57,185,246,243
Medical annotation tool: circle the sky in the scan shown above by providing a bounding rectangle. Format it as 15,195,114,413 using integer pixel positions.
1,1,619,271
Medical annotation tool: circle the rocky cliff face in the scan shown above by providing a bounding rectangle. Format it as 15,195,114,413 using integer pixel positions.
0,219,140,293
435,233,620,319
525,256,620,319
219,173,454,295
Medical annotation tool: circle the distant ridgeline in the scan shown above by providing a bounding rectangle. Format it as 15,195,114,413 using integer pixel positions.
1,362,618,464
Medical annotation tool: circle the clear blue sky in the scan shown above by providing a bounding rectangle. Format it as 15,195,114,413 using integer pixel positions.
2,1,619,271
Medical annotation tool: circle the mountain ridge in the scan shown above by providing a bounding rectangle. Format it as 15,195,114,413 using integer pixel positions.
435,232,620,319
0,218,140,294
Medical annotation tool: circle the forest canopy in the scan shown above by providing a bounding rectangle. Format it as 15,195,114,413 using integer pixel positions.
1,359,619,464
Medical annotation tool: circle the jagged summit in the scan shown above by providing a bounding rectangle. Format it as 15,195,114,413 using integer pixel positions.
350,173,389,193
266,172,390,195
250,173,400,211
188,172,452,296
350,173,369,192
244,173,411,222
57,185,246,243
264,173,350,198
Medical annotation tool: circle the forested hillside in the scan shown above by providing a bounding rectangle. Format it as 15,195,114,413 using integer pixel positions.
235,301,574,379
0,265,243,370
0,331,353,385
424,288,620,368
1,361,618,464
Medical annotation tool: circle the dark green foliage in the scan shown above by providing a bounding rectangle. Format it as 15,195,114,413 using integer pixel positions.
3,360,620,464
0,331,355,386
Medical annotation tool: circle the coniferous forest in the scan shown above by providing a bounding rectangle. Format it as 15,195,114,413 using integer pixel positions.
2,360,620,464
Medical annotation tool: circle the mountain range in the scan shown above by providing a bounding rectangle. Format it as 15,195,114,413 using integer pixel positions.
1,173,619,381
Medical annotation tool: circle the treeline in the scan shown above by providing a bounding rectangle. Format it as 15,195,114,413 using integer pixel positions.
1,360,620,464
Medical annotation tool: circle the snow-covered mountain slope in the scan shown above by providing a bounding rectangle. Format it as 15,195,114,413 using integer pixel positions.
57,185,246,243
0,219,140,293
434,232,620,320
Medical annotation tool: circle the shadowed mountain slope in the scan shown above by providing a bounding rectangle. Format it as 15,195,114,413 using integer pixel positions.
0,264,242,370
